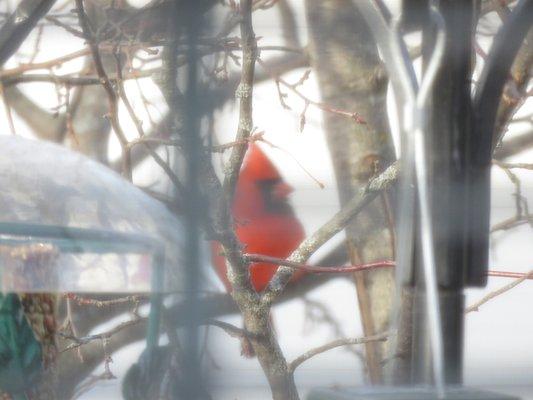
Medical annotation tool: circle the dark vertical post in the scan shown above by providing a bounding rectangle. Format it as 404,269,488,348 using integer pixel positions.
413,0,475,385
468,0,533,287
171,1,205,397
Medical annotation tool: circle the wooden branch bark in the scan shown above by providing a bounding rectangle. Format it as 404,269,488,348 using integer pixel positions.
221,3,257,202
492,17,533,146
465,271,533,313
213,2,300,398
305,0,396,384
494,130,533,159
7,0,123,162
0,0,57,66
3,85,66,142
288,332,389,373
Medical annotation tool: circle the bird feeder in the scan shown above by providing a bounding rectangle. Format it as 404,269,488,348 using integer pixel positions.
0,135,184,393
0,223,165,295
0,135,184,295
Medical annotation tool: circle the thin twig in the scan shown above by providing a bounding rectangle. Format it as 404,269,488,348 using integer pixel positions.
262,161,399,306
495,161,533,170
0,48,90,78
75,0,132,179
287,332,389,373
221,0,258,203
64,293,142,307
213,131,264,153
113,46,185,194
465,270,533,313
245,253,394,274
494,160,528,219
64,297,84,362
0,82,16,135
1,68,155,86
258,58,366,124
488,270,533,279
494,130,533,159
60,315,141,353
127,131,265,154
203,319,255,339
246,253,532,280
491,213,533,232
301,297,365,362
64,85,79,147
260,137,325,188
45,15,85,38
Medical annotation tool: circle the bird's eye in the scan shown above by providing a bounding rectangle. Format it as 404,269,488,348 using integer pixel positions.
256,179,293,215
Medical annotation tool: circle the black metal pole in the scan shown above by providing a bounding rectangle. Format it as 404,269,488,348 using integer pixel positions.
177,1,205,398
411,0,476,386
467,0,533,287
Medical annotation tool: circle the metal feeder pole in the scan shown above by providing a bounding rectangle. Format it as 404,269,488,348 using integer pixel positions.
172,1,206,398
410,0,476,386
309,0,532,398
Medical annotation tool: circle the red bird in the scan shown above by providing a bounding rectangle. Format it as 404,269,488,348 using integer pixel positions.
212,144,305,292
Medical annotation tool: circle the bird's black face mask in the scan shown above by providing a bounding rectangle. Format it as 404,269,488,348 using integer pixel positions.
256,178,294,215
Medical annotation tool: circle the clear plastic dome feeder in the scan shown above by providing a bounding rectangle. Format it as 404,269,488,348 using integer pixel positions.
0,135,184,294
0,136,184,397
0,223,164,293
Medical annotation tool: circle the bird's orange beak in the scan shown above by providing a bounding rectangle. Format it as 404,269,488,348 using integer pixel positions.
273,182,293,201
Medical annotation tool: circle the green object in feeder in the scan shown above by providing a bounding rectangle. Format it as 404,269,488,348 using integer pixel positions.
0,293,42,396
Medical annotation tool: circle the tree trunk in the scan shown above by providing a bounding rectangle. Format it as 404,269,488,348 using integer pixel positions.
306,0,395,384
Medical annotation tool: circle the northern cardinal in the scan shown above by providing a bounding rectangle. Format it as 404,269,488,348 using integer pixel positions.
212,144,305,292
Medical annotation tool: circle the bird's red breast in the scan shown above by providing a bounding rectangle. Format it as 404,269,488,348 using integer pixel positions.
211,144,305,292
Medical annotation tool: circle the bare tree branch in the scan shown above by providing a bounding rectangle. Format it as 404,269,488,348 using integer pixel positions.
258,59,366,124
114,49,185,194
3,85,66,141
466,271,533,313
0,48,90,78
262,161,399,306
494,130,533,159
0,0,57,66
494,161,533,170
490,213,533,233
287,332,389,373
245,253,394,274
221,3,258,203
488,270,533,279
75,0,132,177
